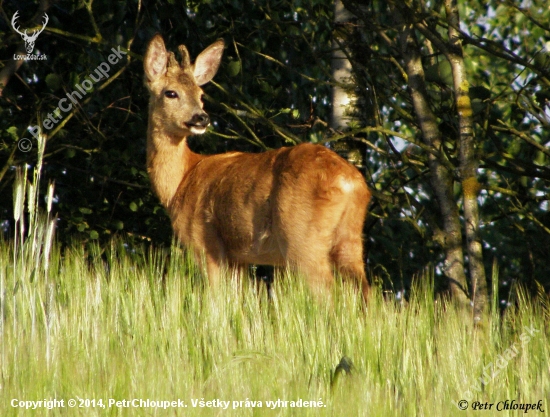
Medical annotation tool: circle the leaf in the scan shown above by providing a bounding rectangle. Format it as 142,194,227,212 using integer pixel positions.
287,25,301,37
227,60,241,77
129,202,138,212
89,230,99,239
79,207,93,214
29,268,36,283
425,60,453,86
7,126,18,140
45,74,62,91
112,220,124,230
469,86,491,100
259,80,272,93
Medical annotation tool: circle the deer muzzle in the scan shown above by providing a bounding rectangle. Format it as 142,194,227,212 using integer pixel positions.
186,113,210,134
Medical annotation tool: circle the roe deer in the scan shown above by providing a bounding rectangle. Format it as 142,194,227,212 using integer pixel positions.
144,34,371,299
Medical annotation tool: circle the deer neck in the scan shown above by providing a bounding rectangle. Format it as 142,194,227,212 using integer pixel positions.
146,122,201,209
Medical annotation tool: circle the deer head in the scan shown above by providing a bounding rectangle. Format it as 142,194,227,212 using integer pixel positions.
12,11,49,54
144,34,224,138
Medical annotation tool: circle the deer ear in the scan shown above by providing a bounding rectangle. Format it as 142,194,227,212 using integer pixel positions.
144,34,168,82
193,40,225,86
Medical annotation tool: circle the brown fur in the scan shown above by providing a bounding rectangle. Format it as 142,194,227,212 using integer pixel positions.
144,34,371,298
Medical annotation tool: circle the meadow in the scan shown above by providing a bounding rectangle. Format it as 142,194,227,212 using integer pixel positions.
1,153,549,416
2,233,549,416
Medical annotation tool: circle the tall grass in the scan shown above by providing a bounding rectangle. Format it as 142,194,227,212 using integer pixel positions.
1,140,549,416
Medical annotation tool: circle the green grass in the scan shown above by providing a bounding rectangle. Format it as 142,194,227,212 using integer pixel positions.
1,232,549,416
2,150,549,416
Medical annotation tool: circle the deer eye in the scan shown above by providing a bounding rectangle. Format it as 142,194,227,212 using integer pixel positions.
164,91,178,99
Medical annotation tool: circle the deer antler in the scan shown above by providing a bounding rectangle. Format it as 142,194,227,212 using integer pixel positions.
178,45,191,68
27,13,49,42
167,52,178,68
34,13,49,38
11,11,27,38
11,12,49,42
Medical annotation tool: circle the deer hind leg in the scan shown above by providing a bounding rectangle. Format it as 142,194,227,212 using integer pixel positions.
276,213,341,299
299,257,334,300
330,237,369,299
330,203,369,300
310,262,335,300
285,239,335,299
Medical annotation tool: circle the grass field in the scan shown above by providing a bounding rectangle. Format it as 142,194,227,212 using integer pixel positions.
1,230,549,416
1,161,549,416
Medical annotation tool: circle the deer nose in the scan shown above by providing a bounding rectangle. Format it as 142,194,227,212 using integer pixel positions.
188,113,210,128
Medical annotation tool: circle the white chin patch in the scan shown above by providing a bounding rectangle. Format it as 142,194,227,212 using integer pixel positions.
189,126,207,135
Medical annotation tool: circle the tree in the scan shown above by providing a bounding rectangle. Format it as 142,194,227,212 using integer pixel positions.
340,0,549,307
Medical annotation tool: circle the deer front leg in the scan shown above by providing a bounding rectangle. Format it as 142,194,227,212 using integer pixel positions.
205,254,222,287
204,253,247,288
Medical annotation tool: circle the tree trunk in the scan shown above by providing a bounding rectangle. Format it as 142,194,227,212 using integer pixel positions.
445,0,488,320
331,0,356,131
399,24,470,306
330,1,364,167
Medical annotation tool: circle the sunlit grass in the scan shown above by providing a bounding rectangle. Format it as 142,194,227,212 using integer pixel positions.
1,232,549,416
1,144,549,416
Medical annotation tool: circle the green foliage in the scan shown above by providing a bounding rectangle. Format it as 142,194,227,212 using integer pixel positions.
339,0,550,292
1,0,334,248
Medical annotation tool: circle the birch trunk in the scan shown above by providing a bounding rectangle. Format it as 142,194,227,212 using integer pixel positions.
445,0,487,320
331,0,355,131
399,24,470,306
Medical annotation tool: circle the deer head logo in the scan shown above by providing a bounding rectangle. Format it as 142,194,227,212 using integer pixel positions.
11,11,49,54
